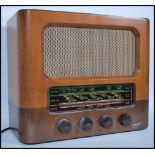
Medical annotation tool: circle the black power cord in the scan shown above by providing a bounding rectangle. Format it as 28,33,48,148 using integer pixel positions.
1,127,18,134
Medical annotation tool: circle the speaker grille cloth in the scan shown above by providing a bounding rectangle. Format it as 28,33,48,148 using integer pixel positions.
43,26,136,78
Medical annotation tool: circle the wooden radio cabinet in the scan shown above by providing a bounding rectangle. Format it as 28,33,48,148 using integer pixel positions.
7,10,149,144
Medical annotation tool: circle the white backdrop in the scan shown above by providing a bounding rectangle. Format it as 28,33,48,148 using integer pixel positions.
1,6,154,148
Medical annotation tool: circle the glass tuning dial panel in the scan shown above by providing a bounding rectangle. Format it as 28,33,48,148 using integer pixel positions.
48,84,134,114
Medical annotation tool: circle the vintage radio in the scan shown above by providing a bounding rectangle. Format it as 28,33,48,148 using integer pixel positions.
7,10,149,144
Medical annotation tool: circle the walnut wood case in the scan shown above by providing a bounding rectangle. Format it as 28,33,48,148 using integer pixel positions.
7,10,149,144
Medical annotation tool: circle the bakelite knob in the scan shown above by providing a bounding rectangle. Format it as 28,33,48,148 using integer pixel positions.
79,117,93,131
57,119,71,134
119,114,132,126
100,116,113,128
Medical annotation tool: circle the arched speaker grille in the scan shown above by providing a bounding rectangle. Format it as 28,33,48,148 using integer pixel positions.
43,26,136,78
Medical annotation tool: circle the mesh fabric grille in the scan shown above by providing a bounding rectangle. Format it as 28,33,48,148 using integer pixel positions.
43,26,136,78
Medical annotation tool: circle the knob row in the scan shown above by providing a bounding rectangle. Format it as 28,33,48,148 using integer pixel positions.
57,114,132,134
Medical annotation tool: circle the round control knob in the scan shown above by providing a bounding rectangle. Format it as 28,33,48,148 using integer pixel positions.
119,114,132,126
57,119,71,134
79,117,93,131
99,116,113,128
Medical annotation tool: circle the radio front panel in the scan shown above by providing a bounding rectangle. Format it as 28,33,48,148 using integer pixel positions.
49,84,134,113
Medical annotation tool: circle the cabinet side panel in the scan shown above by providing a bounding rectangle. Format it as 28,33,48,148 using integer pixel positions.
7,13,20,135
